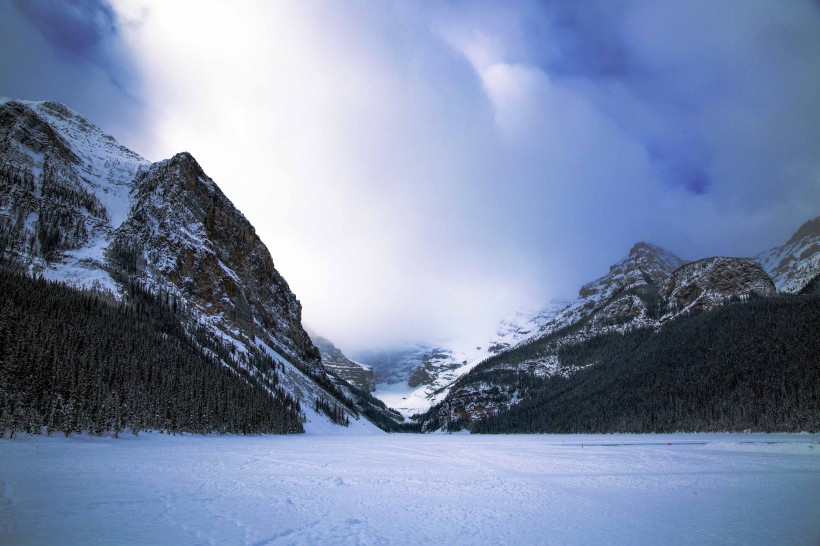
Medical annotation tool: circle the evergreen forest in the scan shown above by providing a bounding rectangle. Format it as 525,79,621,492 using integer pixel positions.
0,267,304,438
470,295,820,433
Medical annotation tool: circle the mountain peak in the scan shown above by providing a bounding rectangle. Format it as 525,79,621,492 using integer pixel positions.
604,241,686,285
786,216,820,246
169,150,197,165
626,241,685,265
629,241,664,255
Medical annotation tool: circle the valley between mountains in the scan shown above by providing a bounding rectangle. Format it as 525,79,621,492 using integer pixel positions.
0,97,818,437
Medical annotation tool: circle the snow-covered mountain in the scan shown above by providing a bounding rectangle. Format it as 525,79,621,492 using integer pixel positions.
755,217,819,293
309,333,374,392
0,97,379,433
362,243,690,420
0,98,147,290
348,217,816,426
424,243,785,429
534,242,688,337
402,231,811,429
359,301,568,418
487,300,570,354
355,344,480,418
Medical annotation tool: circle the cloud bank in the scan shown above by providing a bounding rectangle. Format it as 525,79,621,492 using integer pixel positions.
2,0,819,352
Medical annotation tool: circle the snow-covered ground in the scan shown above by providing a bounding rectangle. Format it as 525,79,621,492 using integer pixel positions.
1,433,818,545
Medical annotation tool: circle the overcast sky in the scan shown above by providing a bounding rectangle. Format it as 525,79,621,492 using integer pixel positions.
2,0,819,352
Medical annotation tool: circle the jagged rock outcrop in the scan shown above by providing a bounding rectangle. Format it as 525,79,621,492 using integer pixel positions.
755,217,820,293
662,257,775,318
310,333,374,392
534,242,687,337
111,152,319,364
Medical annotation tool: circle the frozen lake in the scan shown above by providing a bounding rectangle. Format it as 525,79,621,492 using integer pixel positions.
1,433,819,545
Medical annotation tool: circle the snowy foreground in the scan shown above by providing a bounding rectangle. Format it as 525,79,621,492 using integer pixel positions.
1,433,819,545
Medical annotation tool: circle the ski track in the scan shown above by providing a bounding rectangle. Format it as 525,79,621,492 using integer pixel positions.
0,433,819,545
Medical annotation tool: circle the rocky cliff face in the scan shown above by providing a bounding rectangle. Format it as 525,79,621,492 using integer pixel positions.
309,334,374,392
112,152,319,364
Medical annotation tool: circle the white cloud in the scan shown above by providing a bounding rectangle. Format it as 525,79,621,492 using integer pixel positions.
20,0,815,353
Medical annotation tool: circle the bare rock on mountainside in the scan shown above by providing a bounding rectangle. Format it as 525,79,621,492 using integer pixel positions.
309,333,375,392
112,152,319,364
663,257,776,318
535,242,687,337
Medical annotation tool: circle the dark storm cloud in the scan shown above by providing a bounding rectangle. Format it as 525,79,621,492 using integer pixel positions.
12,0,138,94
540,2,636,79
14,0,118,59
533,0,820,206
528,2,709,196
0,0,149,155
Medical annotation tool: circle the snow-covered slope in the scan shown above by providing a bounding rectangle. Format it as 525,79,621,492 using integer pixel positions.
487,300,570,354
0,98,148,291
0,97,364,433
360,302,568,418
755,217,819,293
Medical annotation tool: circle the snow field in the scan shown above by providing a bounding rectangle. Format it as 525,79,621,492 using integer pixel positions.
1,433,818,545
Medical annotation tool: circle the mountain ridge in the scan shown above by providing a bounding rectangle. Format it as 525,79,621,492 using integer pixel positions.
367,217,818,421
420,240,809,430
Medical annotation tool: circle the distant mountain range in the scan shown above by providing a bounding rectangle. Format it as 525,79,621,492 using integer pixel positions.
415,220,819,432
1,97,817,436
358,218,819,428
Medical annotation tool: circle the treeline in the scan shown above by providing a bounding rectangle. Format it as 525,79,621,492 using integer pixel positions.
472,295,820,433
0,267,304,438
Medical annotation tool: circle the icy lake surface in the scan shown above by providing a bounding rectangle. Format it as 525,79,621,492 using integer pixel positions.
1,433,819,545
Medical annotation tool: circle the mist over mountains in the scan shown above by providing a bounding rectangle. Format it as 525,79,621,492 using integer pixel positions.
0,97,818,436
